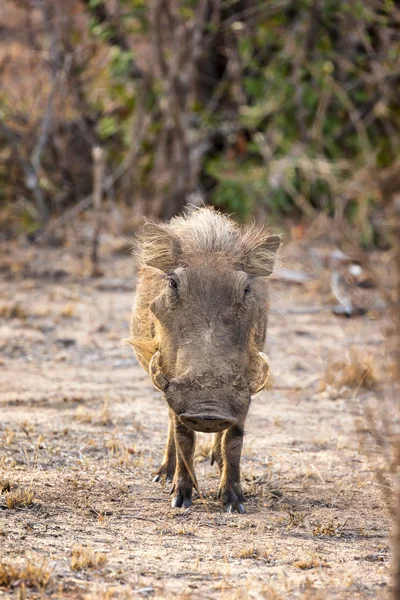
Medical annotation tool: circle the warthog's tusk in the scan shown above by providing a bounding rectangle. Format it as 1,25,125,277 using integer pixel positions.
251,352,270,399
149,351,169,392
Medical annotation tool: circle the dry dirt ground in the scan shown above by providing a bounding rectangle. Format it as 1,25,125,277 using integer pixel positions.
0,228,393,599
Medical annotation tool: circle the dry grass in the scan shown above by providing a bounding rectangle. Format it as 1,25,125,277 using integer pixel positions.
158,524,198,537
0,559,52,590
322,349,378,391
235,546,259,559
70,545,108,571
75,406,94,423
0,303,27,320
3,429,16,445
293,554,329,570
75,399,112,425
0,475,11,493
176,524,198,536
83,588,133,600
313,520,345,537
286,511,306,529
195,441,211,462
5,488,34,509
59,304,75,318
115,447,135,467
105,437,122,453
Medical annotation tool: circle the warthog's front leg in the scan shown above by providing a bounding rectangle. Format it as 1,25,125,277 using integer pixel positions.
218,424,245,513
170,417,197,508
153,408,176,483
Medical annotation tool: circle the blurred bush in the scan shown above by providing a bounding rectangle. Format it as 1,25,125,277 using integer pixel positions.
0,0,399,243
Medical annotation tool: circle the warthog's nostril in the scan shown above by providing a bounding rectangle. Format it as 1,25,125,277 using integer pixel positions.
179,413,237,433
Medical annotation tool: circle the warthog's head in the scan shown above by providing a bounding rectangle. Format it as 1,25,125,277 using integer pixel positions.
136,211,280,433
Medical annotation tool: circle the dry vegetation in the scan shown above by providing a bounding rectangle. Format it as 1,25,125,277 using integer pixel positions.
0,229,395,599
4,488,35,510
0,559,52,592
322,349,379,392
71,545,108,571
0,475,11,493
293,555,329,571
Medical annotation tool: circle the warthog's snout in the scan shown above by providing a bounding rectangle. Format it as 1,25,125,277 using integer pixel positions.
179,413,237,433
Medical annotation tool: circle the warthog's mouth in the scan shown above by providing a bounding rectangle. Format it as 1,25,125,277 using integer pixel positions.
179,413,237,433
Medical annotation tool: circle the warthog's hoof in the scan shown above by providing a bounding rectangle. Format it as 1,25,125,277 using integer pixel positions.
153,472,173,484
170,477,193,509
219,487,246,514
171,494,192,509
225,502,245,514
152,462,175,484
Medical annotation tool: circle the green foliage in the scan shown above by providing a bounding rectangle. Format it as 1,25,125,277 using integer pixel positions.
89,19,112,42
200,0,400,234
1,0,399,242
206,159,263,218
97,116,119,140
110,48,136,79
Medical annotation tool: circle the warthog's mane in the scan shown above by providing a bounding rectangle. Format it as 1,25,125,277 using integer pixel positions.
138,207,280,274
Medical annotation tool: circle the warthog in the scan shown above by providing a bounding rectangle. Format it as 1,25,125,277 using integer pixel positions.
130,208,280,513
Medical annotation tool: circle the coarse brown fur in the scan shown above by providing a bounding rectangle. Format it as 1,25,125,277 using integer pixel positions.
130,207,280,512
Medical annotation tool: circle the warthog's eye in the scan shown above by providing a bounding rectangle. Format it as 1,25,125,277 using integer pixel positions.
168,277,178,289
244,283,252,295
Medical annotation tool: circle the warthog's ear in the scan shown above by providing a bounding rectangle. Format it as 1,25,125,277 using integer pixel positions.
139,221,181,272
242,230,281,277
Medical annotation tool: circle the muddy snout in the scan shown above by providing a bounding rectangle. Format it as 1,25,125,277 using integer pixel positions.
163,376,250,434
180,413,237,433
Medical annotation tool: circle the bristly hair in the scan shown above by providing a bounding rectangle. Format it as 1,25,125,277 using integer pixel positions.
135,206,281,275
136,220,182,272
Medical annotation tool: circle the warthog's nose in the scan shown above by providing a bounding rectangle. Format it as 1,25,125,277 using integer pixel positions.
179,413,237,433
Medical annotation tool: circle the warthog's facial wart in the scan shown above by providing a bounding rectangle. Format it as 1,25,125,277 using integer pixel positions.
250,352,270,398
150,350,270,394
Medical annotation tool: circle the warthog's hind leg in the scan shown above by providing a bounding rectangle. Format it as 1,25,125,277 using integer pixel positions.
170,417,197,508
210,432,223,471
218,424,246,514
153,409,176,483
